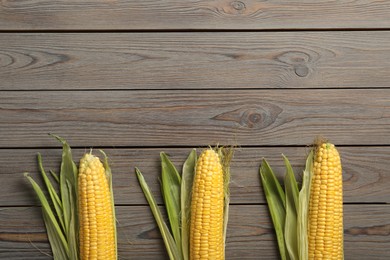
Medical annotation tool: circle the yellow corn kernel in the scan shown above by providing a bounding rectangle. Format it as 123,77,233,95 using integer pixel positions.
308,142,343,260
190,149,224,260
78,153,116,260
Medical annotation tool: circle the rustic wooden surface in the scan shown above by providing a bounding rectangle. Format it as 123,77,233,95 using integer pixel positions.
1,1,389,259
1,0,390,30
1,205,389,259
1,32,390,90
1,147,389,206
0,90,389,147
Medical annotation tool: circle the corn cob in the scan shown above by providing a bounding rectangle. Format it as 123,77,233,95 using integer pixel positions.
308,142,343,260
190,149,224,260
78,153,116,260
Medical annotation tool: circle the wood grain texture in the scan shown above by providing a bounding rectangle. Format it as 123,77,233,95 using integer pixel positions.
0,205,388,259
1,32,390,90
0,90,389,147
1,0,390,30
2,146,389,206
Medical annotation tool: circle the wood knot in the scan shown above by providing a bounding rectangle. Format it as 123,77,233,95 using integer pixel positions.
294,65,309,77
238,109,264,128
212,103,282,129
276,51,313,78
231,1,246,12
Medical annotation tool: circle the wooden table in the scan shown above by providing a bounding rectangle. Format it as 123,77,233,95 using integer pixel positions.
1,1,389,259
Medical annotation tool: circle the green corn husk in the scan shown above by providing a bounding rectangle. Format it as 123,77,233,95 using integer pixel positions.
260,159,288,260
217,147,234,251
55,135,78,260
136,167,181,260
297,150,314,260
24,173,69,258
160,152,183,258
37,153,64,232
49,170,60,183
136,147,233,260
181,149,197,260
24,135,79,260
283,155,299,260
136,150,196,260
260,152,313,260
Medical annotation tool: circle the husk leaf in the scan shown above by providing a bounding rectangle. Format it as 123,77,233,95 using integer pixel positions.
50,135,78,242
160,152,183,258
24,173,69,259
66,180,78,260
136,168,181,260
181,149,197,260
260,159,288,260
37,153,64,232
51,135,79,260
283,155,299,260
298,150,314,260
49,170,60,183
42,209,68,259
217,146,234,249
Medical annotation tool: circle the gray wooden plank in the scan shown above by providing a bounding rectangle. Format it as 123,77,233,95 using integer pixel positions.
2,146,389,206
0,205,388,259
1,1,389,30
0,89,389,147
1,32,390,90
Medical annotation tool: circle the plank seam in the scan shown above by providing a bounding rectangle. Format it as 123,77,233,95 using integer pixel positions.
1,28,390,33
1,87,390,92
1,144,390,150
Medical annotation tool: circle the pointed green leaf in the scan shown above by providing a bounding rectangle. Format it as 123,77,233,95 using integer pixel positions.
283,155,299,208
66,180,79,260
51,134,78,237
50,170,60,183
37,153,65,232
261,159,286,207
298,150,314,260
136,168,181,260
181,149,197,260
24,173,69,255
25,135,79,260
160,152,182,258
260,159,287,260
42,209,69,260
283,155,299,260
